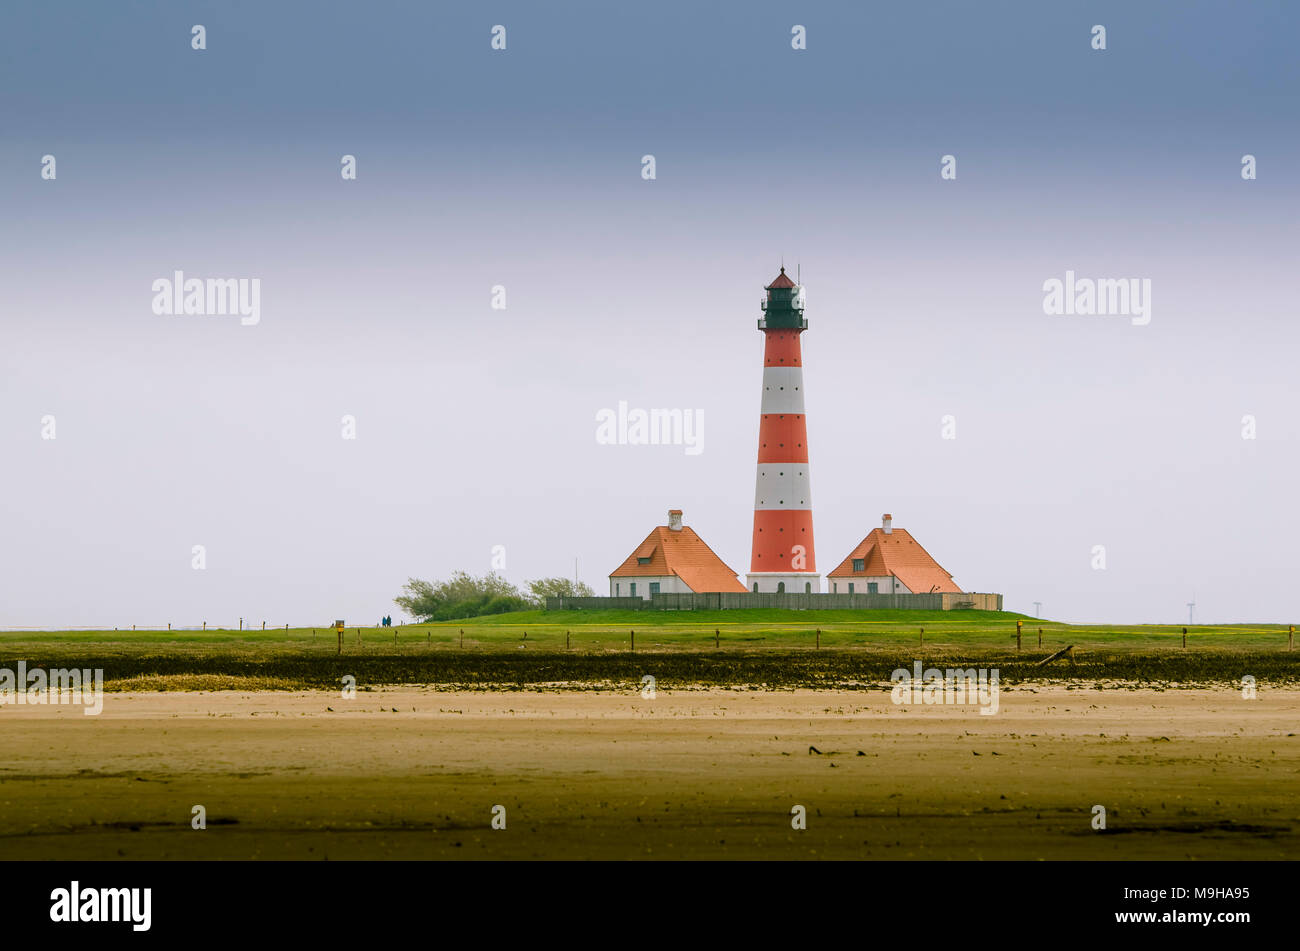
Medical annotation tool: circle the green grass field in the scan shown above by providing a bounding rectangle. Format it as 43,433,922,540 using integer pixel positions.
5,608,1293,652
2,609,1296,689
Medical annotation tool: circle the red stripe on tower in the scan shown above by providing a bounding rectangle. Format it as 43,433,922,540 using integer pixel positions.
747,267,819,594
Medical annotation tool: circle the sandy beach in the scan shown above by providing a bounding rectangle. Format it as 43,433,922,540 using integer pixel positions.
1,685,1295,859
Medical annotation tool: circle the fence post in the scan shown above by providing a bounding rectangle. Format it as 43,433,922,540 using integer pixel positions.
816,628,820,649
630,629,635,652
1038,627,1042,648
566,630,570,650
919,627,924,647
715,628,720,649
459,629,464,649
1182,627,1187,649
1016,631,1021,652
1290,626,1295,651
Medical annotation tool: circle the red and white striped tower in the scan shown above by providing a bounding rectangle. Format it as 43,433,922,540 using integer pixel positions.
747,267,819,593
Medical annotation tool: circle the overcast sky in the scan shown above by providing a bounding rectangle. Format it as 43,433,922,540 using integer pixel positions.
2,1,1297,627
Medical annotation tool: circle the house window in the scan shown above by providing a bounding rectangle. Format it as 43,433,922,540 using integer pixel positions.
630,583,636,597
833,583,838,593
848,583,854,594
852,559,864,572
805,582,811,593
649,582,660,595
752,583,758,592
777,582,785,593
615,583,620,596
868,582,878,594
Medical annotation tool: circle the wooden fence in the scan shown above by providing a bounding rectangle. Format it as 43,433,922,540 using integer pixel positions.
546,592,1004,612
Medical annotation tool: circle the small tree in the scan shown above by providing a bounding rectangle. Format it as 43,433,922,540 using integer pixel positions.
525,577,595,604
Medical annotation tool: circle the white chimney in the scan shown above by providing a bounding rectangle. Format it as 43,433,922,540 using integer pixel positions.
882,513,893,535
668,509,683,531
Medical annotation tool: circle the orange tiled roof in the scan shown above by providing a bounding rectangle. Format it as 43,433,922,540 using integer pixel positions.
827,528,962,593
766,267,796,289
610,525,747,593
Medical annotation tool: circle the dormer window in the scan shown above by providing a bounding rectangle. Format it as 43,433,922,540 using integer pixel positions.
637,556,652,565
852,558,864,572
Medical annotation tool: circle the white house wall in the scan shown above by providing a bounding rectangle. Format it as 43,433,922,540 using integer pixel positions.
829,576,910,594
609,575,690,599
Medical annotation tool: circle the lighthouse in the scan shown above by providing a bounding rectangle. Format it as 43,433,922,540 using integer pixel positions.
747,267,820,594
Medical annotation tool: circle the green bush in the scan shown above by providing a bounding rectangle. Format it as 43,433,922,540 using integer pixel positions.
395,572,533,621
